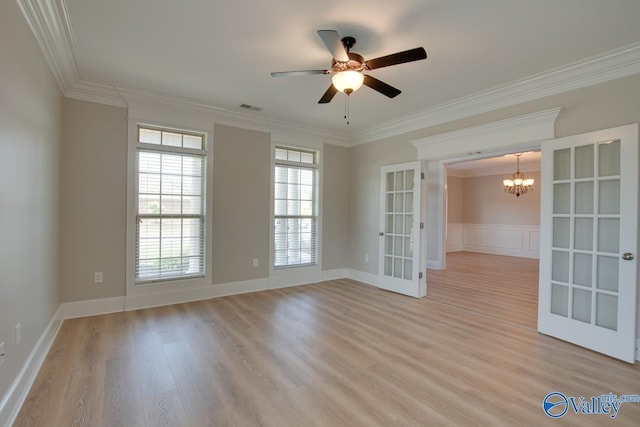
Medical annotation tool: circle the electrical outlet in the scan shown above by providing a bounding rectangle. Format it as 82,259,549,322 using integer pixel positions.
94,272,103,283
0,342,5,367
15,323,21,346
364,254,369,263
252,258,259,268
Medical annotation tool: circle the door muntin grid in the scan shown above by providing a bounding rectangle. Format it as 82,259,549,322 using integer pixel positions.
550,140,621,331
383,170,415,280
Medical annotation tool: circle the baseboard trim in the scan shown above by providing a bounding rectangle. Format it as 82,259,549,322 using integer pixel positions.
212,278,269,298
0,305,63,427
125,285,215,311
427,260,444,270
347,269,380,287
63,296,125,319
322,268,348,281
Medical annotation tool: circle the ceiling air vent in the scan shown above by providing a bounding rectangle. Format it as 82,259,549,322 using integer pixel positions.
239,104,263,112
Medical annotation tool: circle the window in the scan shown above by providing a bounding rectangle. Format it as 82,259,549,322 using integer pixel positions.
135,126,206,282
274,147,319,267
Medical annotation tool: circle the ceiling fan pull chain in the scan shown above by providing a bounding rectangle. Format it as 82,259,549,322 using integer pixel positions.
344,94,348,125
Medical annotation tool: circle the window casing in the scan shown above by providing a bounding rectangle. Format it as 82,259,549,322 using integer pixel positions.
135,126,207,283
274,147,319,267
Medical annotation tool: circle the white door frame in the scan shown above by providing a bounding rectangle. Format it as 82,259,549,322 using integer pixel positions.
410,108,560,270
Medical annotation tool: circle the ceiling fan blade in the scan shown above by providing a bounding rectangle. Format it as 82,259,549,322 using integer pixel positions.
317,30,349,62
318,84,338,104
271,70,330,77
365,47,427,70
363,75,401,98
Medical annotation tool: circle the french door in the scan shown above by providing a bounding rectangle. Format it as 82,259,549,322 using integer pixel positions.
538,124,638,363
378,162,426,298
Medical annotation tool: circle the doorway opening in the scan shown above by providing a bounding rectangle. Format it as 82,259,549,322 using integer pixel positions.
427,151,541,329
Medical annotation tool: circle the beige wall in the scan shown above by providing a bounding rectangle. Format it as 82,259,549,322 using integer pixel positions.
348,139,417,274
212,125,270,284
0,0,62,406
60,99,128,301
58,106,350,295
460,171,541,225
446,175,463,223
322,144,350,270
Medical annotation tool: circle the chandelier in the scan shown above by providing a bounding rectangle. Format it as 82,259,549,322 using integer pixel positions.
503,154,534,197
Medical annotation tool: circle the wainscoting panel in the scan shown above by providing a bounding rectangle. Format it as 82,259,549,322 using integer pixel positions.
447,223,539,259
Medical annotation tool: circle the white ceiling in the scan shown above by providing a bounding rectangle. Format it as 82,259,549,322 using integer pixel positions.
51,1,640,136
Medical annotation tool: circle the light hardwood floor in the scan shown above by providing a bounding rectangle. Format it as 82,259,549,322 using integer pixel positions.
14,252,640,426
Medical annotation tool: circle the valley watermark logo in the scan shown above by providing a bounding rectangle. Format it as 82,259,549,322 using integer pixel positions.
542,391,640,419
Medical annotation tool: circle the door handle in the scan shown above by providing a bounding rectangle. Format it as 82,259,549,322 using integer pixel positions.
379,232,384,236
622,252,634,261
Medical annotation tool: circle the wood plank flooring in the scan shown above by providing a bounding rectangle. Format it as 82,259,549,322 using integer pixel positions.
428,251,539,329
14,253,640,426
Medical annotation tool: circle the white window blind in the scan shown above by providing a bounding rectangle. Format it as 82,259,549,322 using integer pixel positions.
274,147,318,267
136,126,206,282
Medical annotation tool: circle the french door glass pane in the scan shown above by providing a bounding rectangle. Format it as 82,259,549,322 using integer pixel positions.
573,253,592,287
572,288,592,323
554,148,570,180
596,256,619,292
549,139,622,331
598,140,620,176
575,181,594,214
552,251,569,283
553,183,570,214
599,180,620,214
596,293,618,330
598,218,619,253
383,167,416,280
551,284,569,317
574,218,593,250
552,218,569,248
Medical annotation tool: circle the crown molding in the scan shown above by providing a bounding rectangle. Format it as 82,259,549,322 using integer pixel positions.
352,41,640,146
17,0,79,93
411,107,560,160
19,0,640,148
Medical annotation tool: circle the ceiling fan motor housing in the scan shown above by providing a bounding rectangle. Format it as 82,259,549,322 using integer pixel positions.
332,52,365,73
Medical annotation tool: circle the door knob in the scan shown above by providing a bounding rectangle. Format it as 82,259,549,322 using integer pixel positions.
379,232,384,236
622,252,634,261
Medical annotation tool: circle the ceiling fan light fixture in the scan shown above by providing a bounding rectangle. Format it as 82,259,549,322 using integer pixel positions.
331,70,364,94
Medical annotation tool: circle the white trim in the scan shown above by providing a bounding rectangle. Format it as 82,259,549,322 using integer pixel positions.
16,0,79,93
425,161,447,271
352,42,640,145
446,223,464,253
411,108,560,161
62,297,125,319
454,223,540,259
212,278,270,298
322,268,348,281
268,143,324,285
0,305,63,427
347,269,380,288
125,285,214,311
125,109,214,301
637,339,640,362
19,0,640,148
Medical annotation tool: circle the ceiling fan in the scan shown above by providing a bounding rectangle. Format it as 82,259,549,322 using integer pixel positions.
271,30,427,104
